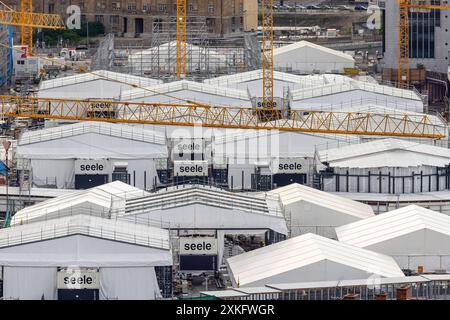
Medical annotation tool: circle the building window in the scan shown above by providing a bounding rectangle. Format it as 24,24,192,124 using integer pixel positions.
112,2,121,10
143,4,151,12
95,15,104,23
159,4,167,12
409,7,440,59
110,15,120,25
208,3,214,14
188,4,194,12
48,3,55,13
128,3,137,11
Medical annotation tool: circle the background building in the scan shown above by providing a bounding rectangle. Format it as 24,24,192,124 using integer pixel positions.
382,0,450,104
5,0,257,38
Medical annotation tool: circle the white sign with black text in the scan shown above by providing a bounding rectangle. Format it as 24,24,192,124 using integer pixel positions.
272,158,309,174
179,237,218,255
57,270,99,289
75,159,109,175
174,161,208,177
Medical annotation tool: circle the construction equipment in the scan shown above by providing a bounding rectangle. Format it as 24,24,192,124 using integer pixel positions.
0,95,445,139
397,0,450,88
176,0,187,79
0,1,65,55
261,0,275,113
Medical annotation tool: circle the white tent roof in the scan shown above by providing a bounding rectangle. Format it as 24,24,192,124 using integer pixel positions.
319,138,450,168
17,122,168,159
226,233,404,287
291,78,421,102
119,80,249,102
274,40,355,62
11,181,148,226
2,214,170,250
39,70,162,90
268,183,374,219
123,184,287,234
204,69,318,87
336,205,450,248
19,121,166,146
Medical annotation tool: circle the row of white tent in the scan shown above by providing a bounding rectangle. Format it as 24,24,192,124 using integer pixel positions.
226,200,450,288
37,68,425,113
6,179,450,291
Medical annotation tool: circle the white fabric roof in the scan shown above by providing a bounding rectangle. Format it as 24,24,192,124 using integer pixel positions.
1,214,170,250
226,233,404,287
274,40,355,62
291,78,421,101
269,183,374,220
39,70,162,90
11,181,148,226
336,205,450,248
123,185,287,235
319,138,450,168
19,121,166,146
17,122,168,159
119,80,249,102
204,69,317,87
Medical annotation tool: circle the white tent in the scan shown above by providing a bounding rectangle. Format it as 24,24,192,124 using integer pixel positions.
320,138,450,168
119,80,251,108
318,139,450,194
0,214,172,300
273,40,355,74
226,233,404,287
122,184,288,235
336,205,450,272
122,184,288,268
38,70,162,100
17,122,168,189
10,181,149,226
268,183,375,238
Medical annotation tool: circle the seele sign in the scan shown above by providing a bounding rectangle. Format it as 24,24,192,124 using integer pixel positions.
179,237,218,255
174,139,204,155
174,161,208,177
57,270,99,289
272,158,309,174
75,159,109,175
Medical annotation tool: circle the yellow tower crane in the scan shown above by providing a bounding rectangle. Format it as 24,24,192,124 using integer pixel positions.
176,0,187,79
0,1,65,55
398,0,450,88
261,0,275,112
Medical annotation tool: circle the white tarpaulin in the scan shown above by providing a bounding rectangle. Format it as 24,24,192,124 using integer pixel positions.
99,267,162,300
3,267,58,300
0,235,172,267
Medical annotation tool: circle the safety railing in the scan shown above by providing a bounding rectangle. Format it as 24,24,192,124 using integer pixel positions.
0,216,170,250
125,186,283,217
120,80,249,101
19,121,166,145
39,70,160,90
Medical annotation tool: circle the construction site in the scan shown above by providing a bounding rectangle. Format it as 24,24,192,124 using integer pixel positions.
0,0,449,303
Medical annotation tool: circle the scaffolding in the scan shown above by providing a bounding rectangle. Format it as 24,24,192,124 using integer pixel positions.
0,25,12,89
93,17,249,81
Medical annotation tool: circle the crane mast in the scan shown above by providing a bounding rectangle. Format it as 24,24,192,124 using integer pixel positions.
397,0,450,88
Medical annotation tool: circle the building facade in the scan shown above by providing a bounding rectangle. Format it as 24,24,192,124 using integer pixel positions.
7,0,256,37
382,0,450,104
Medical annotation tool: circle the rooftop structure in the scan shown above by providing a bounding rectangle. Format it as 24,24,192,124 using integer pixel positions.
226,233,404,288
